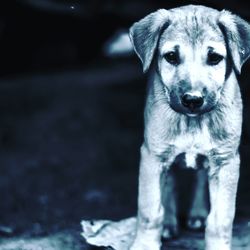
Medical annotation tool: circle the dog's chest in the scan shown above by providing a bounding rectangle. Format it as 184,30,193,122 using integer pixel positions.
170,125,213,168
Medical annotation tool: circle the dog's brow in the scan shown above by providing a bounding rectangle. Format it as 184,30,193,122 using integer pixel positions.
205,42,226,55
161,42,180,54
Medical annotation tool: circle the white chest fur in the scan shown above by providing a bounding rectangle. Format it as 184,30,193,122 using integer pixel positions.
168,124,213,168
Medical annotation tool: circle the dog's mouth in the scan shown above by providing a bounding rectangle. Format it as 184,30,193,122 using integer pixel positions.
186,112,200,117
170,104,204,116
169,91,217,116
170,101,216,116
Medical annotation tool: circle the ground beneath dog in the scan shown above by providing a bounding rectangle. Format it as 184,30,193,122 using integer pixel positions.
0,59,249,250
0,220,249,250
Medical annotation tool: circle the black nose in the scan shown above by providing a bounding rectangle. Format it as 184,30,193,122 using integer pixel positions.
181,93,204,110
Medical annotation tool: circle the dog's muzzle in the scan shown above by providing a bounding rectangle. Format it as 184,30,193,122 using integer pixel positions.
169,89,216,116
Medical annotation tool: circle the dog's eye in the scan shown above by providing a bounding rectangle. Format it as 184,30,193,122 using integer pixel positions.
207,52,223,66
164,52,180,65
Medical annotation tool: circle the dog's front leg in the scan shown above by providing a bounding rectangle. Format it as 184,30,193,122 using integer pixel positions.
205,153,240,250
129,144,168,250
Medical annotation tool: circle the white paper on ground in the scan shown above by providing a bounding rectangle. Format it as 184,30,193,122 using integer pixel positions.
81,217,136,250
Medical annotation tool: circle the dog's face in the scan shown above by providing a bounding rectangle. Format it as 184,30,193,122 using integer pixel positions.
130,5,250,116
158,18,227,116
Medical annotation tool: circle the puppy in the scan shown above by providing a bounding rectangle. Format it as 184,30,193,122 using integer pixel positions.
129,5,250,250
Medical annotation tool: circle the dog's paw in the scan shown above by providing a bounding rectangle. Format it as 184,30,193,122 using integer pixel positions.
162,224,179,240
129,237,161,250
129,242,160,250
186,216,206,231
129,242,159,250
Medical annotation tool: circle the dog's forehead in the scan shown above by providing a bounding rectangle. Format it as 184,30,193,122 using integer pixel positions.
159,5,224,50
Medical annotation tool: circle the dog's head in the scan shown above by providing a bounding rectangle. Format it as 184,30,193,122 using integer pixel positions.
129,5,250,116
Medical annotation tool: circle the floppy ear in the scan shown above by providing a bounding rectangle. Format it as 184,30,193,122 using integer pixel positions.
218,10,250,73
129,9,169,72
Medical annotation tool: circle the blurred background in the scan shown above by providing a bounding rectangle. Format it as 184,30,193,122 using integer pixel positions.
0,1,249,249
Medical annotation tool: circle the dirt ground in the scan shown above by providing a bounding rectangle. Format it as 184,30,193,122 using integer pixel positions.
0,60,249,249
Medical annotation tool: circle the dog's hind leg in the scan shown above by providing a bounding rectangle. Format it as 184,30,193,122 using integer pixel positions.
161,169,179,240
187,168,209,231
